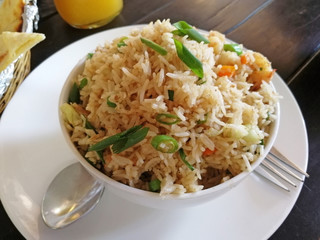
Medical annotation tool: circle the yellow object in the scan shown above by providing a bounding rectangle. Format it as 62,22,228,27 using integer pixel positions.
53,0,123,29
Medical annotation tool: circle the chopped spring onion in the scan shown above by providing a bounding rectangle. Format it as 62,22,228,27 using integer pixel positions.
156,113,181,125
173,21,209,44
85,119,97,133
96,150,105,164
112,127,149,154
196,113,208,124
140,37,168,56
195,78,206,85
259,139,264,145
69,83,80,104
174,39,204,79
151,135,179,153
79,78,88,89
87,53,94,59
117,36,128,48
178,148,194,171
223,43,243,56
168,90,174,101
149,179,161,192
88,125,148,152
107,96,117,108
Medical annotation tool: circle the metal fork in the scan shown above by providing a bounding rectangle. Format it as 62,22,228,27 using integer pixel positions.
254,147,309,191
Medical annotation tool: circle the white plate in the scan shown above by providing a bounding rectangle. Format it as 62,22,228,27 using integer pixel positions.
0,25,308,240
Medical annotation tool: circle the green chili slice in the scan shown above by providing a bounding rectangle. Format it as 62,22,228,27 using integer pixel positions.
178,148,194,171
107,96,117,108
173,21,209,44
79,78,88,89
174,39,204,79
168,90,174,101
149,179,161,192
151,135,179,153
68,83,80,104
223,43,243,56
140,37,168,56
156,113,181,125
117,36,128,48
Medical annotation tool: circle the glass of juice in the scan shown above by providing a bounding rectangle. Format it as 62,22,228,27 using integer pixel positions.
53,0,123,29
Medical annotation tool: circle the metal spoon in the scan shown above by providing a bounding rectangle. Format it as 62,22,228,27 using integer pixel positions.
41,162,104,229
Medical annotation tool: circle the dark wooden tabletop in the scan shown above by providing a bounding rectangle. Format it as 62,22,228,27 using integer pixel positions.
1,0,319,239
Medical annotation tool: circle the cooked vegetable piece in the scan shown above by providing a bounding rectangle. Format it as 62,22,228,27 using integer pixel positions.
79,78,88,89
112,127,149,153
107,96,117,108
178,148,194,171
156,113,181,125
151,135,179,153
240,54,249,64
87,53,94,59
218,65,236,77
202,148,216,156
168,90,174,101
117,36,128,48
149,179,161,192
60,103,82,127
223,43,242,56
140,37,167,56
173,21,209,44
89,125,145,152
174,39,203,78
69,83,80,103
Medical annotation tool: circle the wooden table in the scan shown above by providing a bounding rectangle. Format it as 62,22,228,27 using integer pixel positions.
1,0,319,239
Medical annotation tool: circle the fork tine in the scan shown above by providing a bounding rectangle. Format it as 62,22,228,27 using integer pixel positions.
261,161,297,187
266,155,304,182
254,166,290,192
271,147,309,178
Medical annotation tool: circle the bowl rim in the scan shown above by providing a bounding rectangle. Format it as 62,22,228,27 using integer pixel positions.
58,55,280,200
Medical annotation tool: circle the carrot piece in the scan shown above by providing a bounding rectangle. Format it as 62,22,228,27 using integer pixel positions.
218,65,236,77
240,54,249,64
203,148,216,156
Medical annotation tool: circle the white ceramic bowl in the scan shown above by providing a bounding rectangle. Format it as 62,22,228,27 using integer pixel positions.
59,57,280,209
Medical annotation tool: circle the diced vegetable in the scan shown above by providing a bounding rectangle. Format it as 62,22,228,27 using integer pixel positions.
149,179,161,192
218,65,236,77
79,78,88,89
69,82,80,103
156,113,181,125
223,124,248,140
174,39,204,79
173,21,209,44
87,53,94,59
168,90,174,101
240,54,249,64
223,43,243,56
60,103,82,127
140,37,167,56
151,135,179,153
178,148,194,171
107,96,117,108
202,148,216,156
243,125,263,144
117,36,128,48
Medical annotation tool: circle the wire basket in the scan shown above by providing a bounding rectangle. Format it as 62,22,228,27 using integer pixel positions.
0,51,31,114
